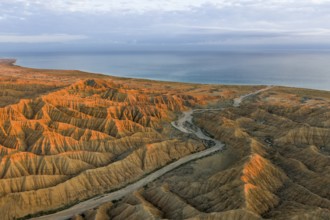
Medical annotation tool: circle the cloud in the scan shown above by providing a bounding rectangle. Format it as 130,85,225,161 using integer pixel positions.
141,26,330,46
1,1,330,49
0,34,87,43
4,0,330,13
0,0,229,13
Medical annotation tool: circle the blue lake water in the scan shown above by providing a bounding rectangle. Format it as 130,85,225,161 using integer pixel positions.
2,51,330,91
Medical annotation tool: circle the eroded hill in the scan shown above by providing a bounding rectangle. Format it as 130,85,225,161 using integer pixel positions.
68,85,330,219
0,60,264,219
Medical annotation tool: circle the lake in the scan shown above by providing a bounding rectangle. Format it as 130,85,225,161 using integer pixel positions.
2,50,330,91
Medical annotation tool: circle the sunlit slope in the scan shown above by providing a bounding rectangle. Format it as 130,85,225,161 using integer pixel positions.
0,61,256,219
73,87,330,220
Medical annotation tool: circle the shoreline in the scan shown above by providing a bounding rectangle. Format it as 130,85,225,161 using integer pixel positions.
0,58,329,92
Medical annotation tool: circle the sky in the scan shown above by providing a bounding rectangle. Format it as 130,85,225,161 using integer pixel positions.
1,0,330,52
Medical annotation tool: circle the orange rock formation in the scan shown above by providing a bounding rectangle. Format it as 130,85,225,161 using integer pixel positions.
0,60,329,219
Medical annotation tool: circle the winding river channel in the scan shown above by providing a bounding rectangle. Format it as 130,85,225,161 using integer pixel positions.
32,86,271,220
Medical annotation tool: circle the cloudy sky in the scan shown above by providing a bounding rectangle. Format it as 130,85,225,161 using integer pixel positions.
1,0,330,51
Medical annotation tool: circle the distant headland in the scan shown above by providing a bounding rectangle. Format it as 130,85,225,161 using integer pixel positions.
0,58,16,65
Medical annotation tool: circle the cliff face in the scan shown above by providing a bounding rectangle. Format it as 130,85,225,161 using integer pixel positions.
0,62,329,219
